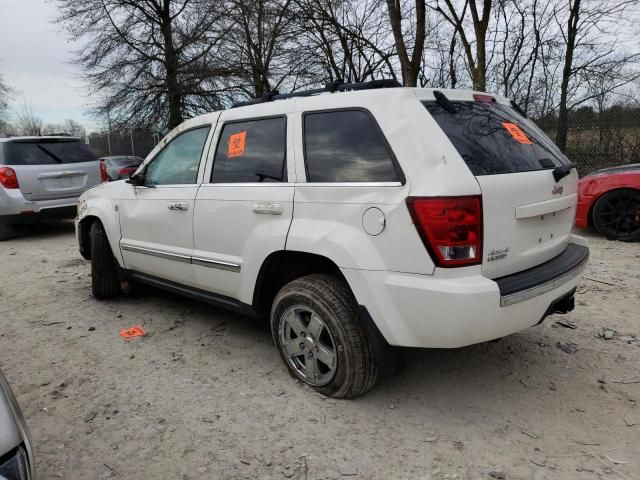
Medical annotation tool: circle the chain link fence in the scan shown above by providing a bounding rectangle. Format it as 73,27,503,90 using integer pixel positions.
536,106,640,175
85,107,640,176
87,130,162,159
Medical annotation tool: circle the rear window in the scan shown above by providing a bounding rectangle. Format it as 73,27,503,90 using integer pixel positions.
5,140,98,165
303,110,401,183
424,101,570,175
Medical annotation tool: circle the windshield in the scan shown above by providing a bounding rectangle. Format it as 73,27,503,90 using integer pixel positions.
424,101,570,175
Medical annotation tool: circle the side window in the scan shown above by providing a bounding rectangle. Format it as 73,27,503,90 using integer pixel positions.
145,126,210,186
211,117,286,183
303,110,400,183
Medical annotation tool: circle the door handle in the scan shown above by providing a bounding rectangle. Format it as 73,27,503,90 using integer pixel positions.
252,202,283,215
167,201,189,211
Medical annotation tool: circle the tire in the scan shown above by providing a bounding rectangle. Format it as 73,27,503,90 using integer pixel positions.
592,188,640,242
0,222,13,241
271,274,378,398
90,221,122,299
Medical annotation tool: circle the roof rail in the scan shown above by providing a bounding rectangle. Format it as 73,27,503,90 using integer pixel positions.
231,78,402,108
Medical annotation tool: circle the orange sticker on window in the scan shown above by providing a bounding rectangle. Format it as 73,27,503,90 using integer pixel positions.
119,325,145,338
228,131,246,158
502,122,533,144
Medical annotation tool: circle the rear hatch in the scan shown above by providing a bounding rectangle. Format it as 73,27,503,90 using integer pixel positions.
424,96,577,279
4,138,100,200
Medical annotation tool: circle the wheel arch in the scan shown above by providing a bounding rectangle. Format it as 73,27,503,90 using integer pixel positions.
252,250,348,316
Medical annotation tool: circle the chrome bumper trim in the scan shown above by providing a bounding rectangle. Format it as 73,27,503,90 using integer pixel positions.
500,254,589,307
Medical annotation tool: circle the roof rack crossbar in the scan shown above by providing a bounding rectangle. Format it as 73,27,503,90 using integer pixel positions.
231,78,401,108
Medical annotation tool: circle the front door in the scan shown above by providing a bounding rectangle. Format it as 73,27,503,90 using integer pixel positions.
119,125,212,286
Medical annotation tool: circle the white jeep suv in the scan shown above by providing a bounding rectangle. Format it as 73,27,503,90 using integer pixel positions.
76,80,589,398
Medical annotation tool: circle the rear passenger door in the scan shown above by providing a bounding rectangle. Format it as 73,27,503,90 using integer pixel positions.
192,108,295,304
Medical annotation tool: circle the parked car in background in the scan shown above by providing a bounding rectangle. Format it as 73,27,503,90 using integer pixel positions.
99,155,144,181
576,163,640,241
76,80,588,398
0,136,102,240
0,369,35,479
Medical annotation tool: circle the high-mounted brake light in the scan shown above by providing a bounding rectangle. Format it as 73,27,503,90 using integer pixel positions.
407,196,483,267
0,167,20,189
473,94,496,103
99,160,108,182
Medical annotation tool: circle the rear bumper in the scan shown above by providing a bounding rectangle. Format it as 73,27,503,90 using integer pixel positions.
343,234,589,348
0,187,78,221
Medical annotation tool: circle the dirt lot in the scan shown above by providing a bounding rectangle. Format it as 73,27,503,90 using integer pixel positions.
0,222,639,480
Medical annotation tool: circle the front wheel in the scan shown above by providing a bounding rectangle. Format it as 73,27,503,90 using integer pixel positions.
90,221,122,299
271,274,378,398
592,188,640,242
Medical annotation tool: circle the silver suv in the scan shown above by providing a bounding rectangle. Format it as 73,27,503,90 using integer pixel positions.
0,136,102,240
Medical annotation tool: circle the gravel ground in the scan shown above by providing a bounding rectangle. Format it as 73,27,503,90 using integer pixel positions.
0,221,639,480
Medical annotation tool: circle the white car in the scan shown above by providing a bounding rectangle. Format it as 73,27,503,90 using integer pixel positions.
76,80,589,398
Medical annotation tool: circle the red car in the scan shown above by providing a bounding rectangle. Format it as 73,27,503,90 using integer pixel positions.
576,163,640,241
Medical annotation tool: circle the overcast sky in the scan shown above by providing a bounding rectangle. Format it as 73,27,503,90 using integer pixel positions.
0,0,95,129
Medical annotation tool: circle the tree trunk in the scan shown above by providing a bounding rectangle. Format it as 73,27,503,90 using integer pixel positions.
161,2,182,129
556,0,581,152
386,0,426,87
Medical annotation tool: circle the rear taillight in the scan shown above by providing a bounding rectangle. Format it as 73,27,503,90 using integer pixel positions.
99,161,108,182
407,196,483,267
0,167,19,189
119,167,135,177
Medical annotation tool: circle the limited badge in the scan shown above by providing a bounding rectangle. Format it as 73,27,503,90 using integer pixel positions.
228,131,246,158
502,122,533,145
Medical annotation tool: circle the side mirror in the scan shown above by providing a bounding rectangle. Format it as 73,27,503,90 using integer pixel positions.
126,173,145,186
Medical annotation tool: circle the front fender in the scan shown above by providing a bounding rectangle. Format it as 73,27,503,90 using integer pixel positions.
77,183,125,267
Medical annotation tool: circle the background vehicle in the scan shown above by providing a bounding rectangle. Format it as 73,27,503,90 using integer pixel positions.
0,136,101,240
76,81,588,398
576,164,640,241
99,155,144,181
0,369,35,480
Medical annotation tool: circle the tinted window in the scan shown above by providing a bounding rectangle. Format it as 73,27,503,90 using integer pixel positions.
6,140,98,165
145,126,210,186
211,117,286,183
303,110,400,183
424,101,570,175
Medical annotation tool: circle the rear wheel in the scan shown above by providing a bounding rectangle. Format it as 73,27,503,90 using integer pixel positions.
90,221,122,299
0,221,13,241
592,188,640,242
271,274,378,398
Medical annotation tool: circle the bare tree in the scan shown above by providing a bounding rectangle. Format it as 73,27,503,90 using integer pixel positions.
552,0,640,150
432,0,494,91
0,72,12,132
14,103,43,136
294,0,396,85
385,0,427,86
44,119,87,137
225,0,299,98
56,0,233,130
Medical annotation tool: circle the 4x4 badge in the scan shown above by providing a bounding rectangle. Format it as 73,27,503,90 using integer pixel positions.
488,247,510,262
552,185,563,195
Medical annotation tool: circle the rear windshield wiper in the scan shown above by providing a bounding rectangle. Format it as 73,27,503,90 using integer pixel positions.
538,158,577,182
553,163,576,182
433,90,457,113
